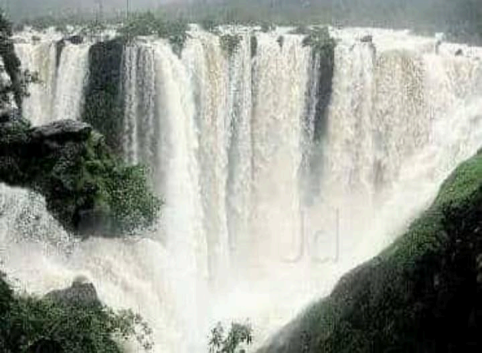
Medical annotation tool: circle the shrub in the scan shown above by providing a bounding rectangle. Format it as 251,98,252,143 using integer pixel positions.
119,12,189,56
0,275,152,353
208,322,253,353
118,12,159,38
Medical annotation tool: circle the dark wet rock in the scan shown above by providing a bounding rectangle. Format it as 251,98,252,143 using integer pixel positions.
30,119,92,142
360,34,373,43
55,39,66,68
45,277,99,306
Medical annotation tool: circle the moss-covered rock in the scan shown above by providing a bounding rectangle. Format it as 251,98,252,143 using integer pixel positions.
0,116,160,237
260,149,482,353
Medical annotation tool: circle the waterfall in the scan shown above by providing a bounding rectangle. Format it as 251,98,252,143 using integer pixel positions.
15,41,57,124
15,40,89,123
52,43,90,121
3,27,482,352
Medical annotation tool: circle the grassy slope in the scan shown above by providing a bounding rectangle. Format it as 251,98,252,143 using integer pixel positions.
260,149,482,353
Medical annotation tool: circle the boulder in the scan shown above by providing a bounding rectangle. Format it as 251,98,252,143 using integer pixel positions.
30,119,92,143
45,276,99,306
360,34,373,43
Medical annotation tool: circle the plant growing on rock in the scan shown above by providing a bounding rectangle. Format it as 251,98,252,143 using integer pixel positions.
301,27,336,53
119,12,189,56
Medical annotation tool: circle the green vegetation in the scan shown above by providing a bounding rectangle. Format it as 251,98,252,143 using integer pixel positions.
301,27,336,52
220,34,242,57
0,117,161,237
0,274,152,353
0,12,38,111
208,322,253,353
260,149,482,352
11,1,482,44
118,12,189,56
0,10,160,237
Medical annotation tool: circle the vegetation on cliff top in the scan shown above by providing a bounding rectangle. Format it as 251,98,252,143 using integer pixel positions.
118,12,189,56
260,149,482,352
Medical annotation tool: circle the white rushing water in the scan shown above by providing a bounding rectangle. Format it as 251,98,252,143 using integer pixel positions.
15,38,89,124
1,27,482,352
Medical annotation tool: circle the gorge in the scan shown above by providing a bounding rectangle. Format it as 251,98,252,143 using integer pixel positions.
1,24,482,352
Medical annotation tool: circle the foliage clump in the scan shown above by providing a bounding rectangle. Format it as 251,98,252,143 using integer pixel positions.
301,27,336,53
208,322,253,353
0,118,161,237
220,34,242,57
0,274,152,353
119,12,189,56
0,13,39,111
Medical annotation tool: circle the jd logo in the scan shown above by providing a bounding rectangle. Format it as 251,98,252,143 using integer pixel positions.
281,209,340,264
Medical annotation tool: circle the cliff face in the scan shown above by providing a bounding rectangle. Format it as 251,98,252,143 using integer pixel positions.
260,149,482,353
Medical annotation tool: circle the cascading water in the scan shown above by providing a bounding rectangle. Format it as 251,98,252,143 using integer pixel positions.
1,27,482,352
52,43,90,121
15,37,89,123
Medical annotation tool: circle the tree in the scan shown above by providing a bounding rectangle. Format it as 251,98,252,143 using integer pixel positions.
208,322,253,353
